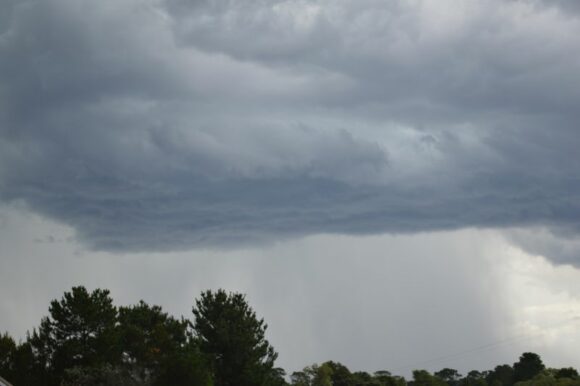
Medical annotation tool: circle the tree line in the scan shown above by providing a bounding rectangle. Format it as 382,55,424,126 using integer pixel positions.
0,286,579,386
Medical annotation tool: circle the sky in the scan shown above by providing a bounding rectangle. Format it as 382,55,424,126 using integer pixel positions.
1,0,580,377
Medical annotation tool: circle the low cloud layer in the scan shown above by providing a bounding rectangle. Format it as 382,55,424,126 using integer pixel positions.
1,0,580,259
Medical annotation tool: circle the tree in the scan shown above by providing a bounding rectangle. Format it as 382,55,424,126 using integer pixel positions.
312,363,333,386
460,370,488,386
291,370,312,386
192,289,279,386
0,336,41,385
0,332,16,381
8,341,45,385
374,370,407,386
514,373,580,386
61,364,149,386
352,370,374,385
264,367,288,386
513,353,545,382
322,361,352,386
487,364,514,386
290,363,407,386
290,364,334,386
555,368,579,380
414,370,448,386
118,300,211,386
435,368,462,386
31,286,120,385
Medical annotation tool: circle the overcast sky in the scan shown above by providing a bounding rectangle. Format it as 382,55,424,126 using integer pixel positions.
2,0,580,377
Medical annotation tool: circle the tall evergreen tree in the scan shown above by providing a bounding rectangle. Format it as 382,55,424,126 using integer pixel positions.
31,286,120,385
0,333,16,381
118,300,210,385
192,289,278,386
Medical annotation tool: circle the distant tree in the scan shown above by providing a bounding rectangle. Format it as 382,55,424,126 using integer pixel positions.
555,368,579,380
414,370,448,386
192,289,279,386
513,353,545,382
515,373,554,386
374,370,393,385
289,364,334,386
374,370,407,386
461,370,488,386
435,368,462,386
264,367,288,386
290,363,408,386
325,361,353,386
291,370,312,386
487,364,514,386
312,363,333,386
512,373,580,386
352,370,373,385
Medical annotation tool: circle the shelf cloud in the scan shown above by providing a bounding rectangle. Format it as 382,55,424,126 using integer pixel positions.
2,0,580,261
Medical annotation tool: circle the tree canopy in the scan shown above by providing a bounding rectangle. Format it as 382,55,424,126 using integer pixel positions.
193,289,280,386
2,286,580,386
513,352,545,383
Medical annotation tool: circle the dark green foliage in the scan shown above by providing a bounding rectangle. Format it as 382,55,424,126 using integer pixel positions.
487,364,514,386
374,370,407,386
264,367,288,386
290,363,333,386
290,370,312,386
289,363,405,386
30,286,120,385
513,352,545,382
352,371,374,385
413,370,448,386
192,289,278,386
118,300,211,386
555,368,579,380
311,363,333,386
61,364,150,386
4,341,47,385
0,333,16,381
514,373,580,386
154,340,213,386
326,361,353,386
0,286,214,386
461,370,488,386
435,368,462,386
118,300,183,370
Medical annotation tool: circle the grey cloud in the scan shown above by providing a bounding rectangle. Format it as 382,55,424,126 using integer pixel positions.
506,228,580,267
166,0,580,116
1,0,580,261
540,0,580,14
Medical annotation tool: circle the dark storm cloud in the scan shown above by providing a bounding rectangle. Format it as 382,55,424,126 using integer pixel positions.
2,0,580,258
505,228,580,267
542,0,580,13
